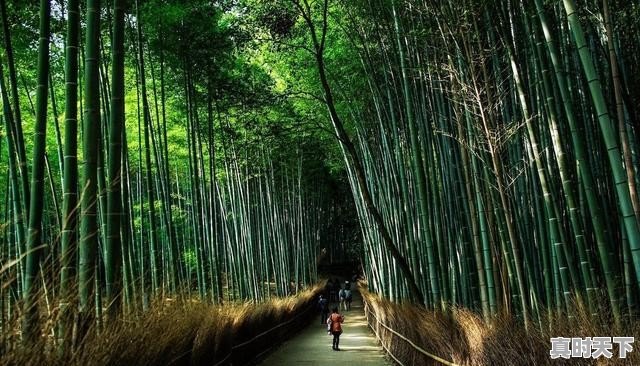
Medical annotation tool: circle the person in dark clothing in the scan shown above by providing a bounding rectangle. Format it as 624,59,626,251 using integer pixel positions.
327,279,336,302
332,279,341,302
327,307,345,351
324,280,332,300
318,295,329,325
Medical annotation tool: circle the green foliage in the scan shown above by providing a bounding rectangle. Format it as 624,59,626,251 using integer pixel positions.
182,248,198,272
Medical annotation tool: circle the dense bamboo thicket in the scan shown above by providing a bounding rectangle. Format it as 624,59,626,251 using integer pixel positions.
292,0,640,327
0,0,346,351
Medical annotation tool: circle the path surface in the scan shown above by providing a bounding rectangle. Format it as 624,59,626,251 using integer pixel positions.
259,287,392,366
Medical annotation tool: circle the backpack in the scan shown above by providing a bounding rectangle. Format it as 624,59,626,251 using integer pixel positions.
345,289,352,301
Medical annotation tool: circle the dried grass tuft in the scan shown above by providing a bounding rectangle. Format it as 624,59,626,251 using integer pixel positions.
361,285,640,366
0,284,322,366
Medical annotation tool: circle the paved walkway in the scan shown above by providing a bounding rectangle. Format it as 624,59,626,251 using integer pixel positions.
259,288,392,365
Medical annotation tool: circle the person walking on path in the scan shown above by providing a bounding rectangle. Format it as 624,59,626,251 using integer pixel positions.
332,279,341,301
318,295,329,325
339,287,347,311
327,307,345,351
344,288,352,311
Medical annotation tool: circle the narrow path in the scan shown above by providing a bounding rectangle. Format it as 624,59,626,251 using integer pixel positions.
259,287,391,365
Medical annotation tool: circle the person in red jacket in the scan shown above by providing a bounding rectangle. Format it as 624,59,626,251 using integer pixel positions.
327,307,345,351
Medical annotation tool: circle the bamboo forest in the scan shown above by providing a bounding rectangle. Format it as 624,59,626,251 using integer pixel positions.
0,0,639,365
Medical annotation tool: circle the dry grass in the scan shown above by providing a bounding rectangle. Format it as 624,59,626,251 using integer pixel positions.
0,284,322,366
361,286,640,366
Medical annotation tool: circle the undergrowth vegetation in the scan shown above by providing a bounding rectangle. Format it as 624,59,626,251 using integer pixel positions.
361,285,640,366
0,284,322,366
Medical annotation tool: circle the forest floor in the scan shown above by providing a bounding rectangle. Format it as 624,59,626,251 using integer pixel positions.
258,287,392,366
